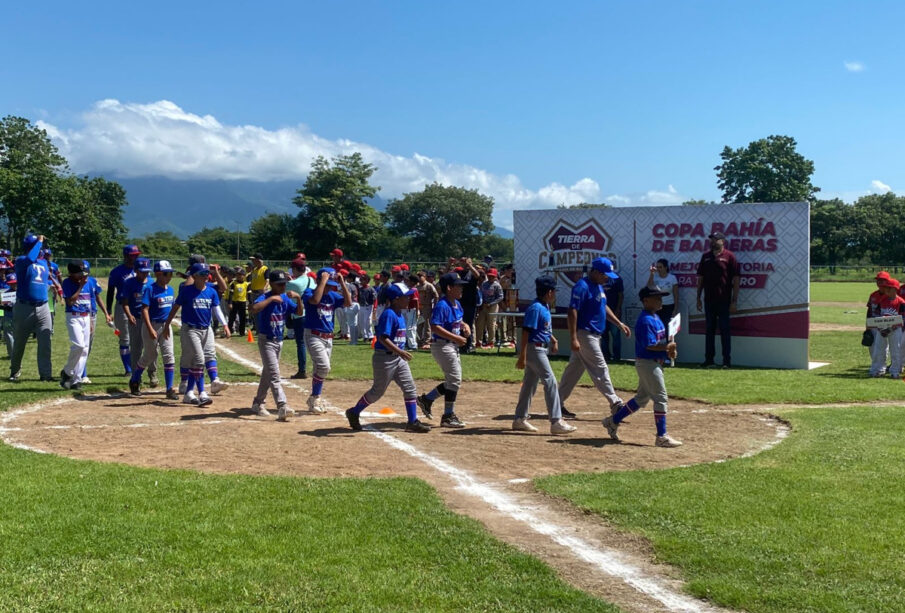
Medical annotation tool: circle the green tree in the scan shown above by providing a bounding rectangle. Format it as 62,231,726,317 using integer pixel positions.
42,176,128,257
681,199,718,206
293,153,382,258
187,226,248,260
850,192,905,264
384,183,495,259
476,234,515,262
715,135,819,204
556,202,611,209
809,198,855,269
132,231,186,259
248,213,298,260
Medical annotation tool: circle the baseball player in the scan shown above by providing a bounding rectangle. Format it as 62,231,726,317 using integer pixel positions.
107,245,141,374
163,262,230,406
357,273,376,342
341,269,360,344
129,260,177,399
303,267,352,413
288,257,316,379
79,259,112,384
602,286,683,447
9,234,54,382
59,260,93,389
120,258,157,386
0,260,15,357
416,272,470,428
513,275,576,434
345,282,431,433
42,248,62,331
558,257,631,420
250,269,304,421
867,274,905,378
176,256,229,395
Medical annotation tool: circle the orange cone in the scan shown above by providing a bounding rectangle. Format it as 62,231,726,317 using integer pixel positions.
246,330,254,343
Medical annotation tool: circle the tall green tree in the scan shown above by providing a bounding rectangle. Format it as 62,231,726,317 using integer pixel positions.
809,198,855,269
132,231,186,259
187,226,248,260
384,183,495,259
850,192,905,264
42,176,128,257
556,202,611,209
293,153,382,259
715,135,819,204
248,213,298,260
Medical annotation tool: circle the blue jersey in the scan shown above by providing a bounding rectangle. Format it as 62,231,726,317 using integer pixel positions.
47,261,60,286
522,299,552,344
430,297,464,341
569,278,608,334
61,277,92,314
15,240,50,303
254,292,298,341
634,311,668,360
302,289,344,333
108,263,135,302
142,282,175,322
120,276,150,313
375,308,407,351
87,276,102,314
175,284,220,328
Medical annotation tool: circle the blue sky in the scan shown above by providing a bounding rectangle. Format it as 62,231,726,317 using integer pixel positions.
2,0,902,227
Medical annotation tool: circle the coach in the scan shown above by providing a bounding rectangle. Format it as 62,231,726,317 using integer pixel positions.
696,231,740,369
9,234,54,382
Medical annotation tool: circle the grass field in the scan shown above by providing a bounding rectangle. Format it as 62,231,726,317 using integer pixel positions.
1,281,903,611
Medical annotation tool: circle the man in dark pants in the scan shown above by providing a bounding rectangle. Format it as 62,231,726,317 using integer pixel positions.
696,232,740,368
456,258,484,354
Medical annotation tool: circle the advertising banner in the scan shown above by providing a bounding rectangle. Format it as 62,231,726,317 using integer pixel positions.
513,202,810,369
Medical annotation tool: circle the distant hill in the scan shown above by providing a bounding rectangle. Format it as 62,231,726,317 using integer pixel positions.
107,175,511,238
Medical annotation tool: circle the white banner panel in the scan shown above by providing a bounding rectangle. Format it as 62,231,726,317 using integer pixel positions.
513,202,810,369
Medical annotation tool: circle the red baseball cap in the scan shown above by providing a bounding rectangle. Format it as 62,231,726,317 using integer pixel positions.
400,263,410,271
391,265,401,273
295,252,306,260
880,277,901,290
876,271,891,280
488,268,499,277
307,272,317,279
351,262,362,271
291,257,307,269
454,266,464,273
330,248,343,257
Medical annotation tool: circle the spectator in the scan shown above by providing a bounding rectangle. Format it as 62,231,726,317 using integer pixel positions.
696,232,740,368
456,258,484,354
603,263,624,361
288,257,316,378
248,253,269,329
416,271,439,349
647,259,679,324
476,268,503,348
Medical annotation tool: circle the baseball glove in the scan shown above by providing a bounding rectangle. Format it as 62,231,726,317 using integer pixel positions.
861,329,874,346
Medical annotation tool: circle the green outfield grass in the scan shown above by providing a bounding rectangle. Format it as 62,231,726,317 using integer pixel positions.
536,406,905,613
810,281,874,303
809,304,863,326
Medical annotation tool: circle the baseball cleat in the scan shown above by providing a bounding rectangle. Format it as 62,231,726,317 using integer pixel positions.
405,420,431,433
80,377,92,385
148,375,159,388
252,402,270,417
655,434,683,448
511,417,538,432
416,394,434,419
307,395,326,414
276,406,294,422
560,406,577,420
345,408,363,431
210,379,229,395
441,413,465,428
178,380,188,395
165,388,179,400
8,372,21,383
182,391,200,405
129,380,142,397
610,402,624,417
197,392,213,407
550,419,577,435
602,416,620,441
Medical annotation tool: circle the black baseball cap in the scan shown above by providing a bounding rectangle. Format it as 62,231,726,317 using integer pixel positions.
708,231,726,240
639,285,670,300
67,259,86,275
439,272,467,291
535,275,557,292
268,269,289,284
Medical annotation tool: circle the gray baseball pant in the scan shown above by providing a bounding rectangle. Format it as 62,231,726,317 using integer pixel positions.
139,322,175,370
129,320,158,378
404,309,418,350
254,337,287,408
2,310,13,357
114,303,131,345
343,303,360,344
357,306,373,339
634,358,668,414
362,351,417,402
9,302,53,379
515,344,562,421
430,340,462,391
304,330,333,379
180,326,215,369
558,328,623,409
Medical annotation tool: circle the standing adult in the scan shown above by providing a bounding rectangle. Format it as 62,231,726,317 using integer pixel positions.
557,257,631,419
107,244,141,374
647,259,680,323
602,266,624,361
456,258,484,354
416,270,439,349
9,234,54,382
498,266,517,347
696,232,740,368
475,268,503,348
288,257,316,378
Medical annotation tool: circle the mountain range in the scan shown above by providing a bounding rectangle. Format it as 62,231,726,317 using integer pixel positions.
110,176,513,238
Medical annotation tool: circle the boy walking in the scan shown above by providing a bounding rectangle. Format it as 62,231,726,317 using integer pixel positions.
121,258,156,386
303,268,352,412
59,260,93,389
129,260,177,399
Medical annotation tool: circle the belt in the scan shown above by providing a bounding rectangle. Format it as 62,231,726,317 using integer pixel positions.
534,342,549,348
309,330,333,339
383,350,396,355
151,319,168,323
263,336,282,341
68,311,90,317
186,324,208,330
23,300,47,306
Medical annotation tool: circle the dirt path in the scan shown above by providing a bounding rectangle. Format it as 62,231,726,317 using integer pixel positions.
0,337,787,613
810,322,862,332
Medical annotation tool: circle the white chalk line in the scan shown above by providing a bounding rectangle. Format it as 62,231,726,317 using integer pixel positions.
1,419,228,433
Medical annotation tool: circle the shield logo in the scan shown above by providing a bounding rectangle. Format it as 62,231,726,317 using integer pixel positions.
541,219,613,286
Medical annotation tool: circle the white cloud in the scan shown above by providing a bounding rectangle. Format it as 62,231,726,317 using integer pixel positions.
844,61,865,72
38,99,685,229
871,180,891,193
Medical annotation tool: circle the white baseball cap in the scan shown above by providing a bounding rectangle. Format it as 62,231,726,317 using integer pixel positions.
154,260,174,273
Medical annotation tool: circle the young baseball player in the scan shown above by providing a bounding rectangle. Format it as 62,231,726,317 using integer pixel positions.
80,259,112,384
602,286,683,447
59,260,93,389
357,273,376,342
107,245,141,374
0,261,15,357
120,258,156,386
227,268,249,335
288,257,316,379
303,267,352,412
129,260,177,399
867,274,905,378
345,283,431,433
176,256,229,395
416,272,470,428
163,263,230,406
513,276,576,434
250,270,304,421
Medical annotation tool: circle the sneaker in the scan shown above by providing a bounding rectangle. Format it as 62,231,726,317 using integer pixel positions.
416,394,434,420
700,361,716,369
721,363,731,370
178,380,188,395
148,376,159,388
197,392,213,407
551,419,577,435
277,406,294,422
609,402,624,417
59,369,72,389
405,420,431,433
165,388,179,400
210,379,229,395
655,434,683,448
602,416,620,441
290,371,307,379
129,380,142,397
561,406,577,420
441,413,465,428
252,402,270,417
512,417,538,432
307,395,325,414
81,377,92,385
183,391,200,405
345,408,362,431
8,372,20,383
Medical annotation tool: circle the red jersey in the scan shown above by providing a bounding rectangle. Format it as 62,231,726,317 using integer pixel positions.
867,291,905,319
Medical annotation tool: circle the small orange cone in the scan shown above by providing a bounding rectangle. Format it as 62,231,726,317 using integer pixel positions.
379,407,395,415
246,330,254,343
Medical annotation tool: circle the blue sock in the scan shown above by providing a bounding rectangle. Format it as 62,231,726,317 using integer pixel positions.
130,366,145,384
180,367,189,384
655,413,667,437
164,364,175,390
120,346,132,373
405,398,418,423
194,369,205,393
206,360,218,382
186,372,196,393
613,398,640,424
350,394,370,416
82,365,87,378
426,387,441,402
312,376,324,396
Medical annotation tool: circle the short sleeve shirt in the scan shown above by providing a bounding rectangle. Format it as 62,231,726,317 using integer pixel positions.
228,281,249,302
522,299,552,344
569,278,607,334
249,265,269,292
107,263,135,302
176,284,220,328
254,292,298,341
655,273,679,306
430,297,464,340
120,276,149,313
374,308,407,351
88,277,102,314
303,288,344,333
61,278,92,314
635,311,667,360
142,282,175,322
697,249,739,303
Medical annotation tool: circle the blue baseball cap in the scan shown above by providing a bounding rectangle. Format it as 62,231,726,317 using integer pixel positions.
535,275,557,292
384,282,415,301
591,257,619,279
133,257,152,272
154,260,174,273
82,259,91,272
42,248,52,256
22,233,39,249
123,244,141,256
317,267,339,287
189,262,210,276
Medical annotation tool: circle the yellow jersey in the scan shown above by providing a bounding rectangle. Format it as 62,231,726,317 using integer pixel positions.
229,280,250,302
249,265,269,291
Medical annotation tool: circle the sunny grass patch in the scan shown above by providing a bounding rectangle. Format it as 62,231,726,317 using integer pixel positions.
809,281,874,303
535,406,905,613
